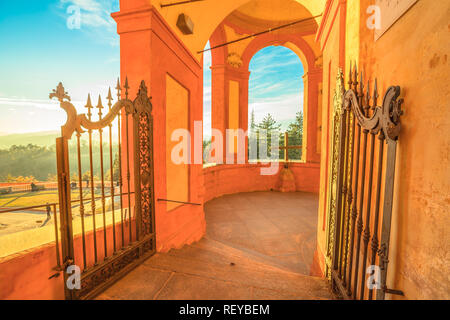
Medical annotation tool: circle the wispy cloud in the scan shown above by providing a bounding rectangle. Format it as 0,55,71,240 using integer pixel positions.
0,97,61,111
250,92,304,130
58,0,119,46
202,45,304,135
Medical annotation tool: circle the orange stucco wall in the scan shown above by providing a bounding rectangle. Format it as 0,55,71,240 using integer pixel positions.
0,243,64,300
203,163,320,203
316,0,450,299
316,0,345,278
113,5,206,253
356,0,450,300
0,220,136,300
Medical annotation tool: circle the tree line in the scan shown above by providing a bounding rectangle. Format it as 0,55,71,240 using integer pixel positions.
203,111,304,163
0,142,120,183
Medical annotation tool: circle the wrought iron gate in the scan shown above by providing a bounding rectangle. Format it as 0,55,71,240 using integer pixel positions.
325,67,404,300
51,79,156,299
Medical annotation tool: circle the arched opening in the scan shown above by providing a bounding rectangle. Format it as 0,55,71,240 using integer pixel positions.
202,41,213,166
203,32,322,276
248,45,305,162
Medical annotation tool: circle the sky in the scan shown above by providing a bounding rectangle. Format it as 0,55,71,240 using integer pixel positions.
203,45,304,139
0,1,304,138
0,0,120,134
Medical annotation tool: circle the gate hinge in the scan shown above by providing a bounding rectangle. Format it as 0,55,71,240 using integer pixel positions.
383,286,404,296
62,258,74,270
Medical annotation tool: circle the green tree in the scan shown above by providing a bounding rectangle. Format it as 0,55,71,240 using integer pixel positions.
250,109,256,131
0,144,56,181
256,113,282,132
286,111,304,160
108,153,121,182
256,114,281,159
203,139,212,164
82,171,91,188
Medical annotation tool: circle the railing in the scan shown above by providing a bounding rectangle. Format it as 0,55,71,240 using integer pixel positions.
0,189,137,269
0,182,58,194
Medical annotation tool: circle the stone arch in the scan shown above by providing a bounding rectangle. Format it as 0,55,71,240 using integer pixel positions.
241,33,318,74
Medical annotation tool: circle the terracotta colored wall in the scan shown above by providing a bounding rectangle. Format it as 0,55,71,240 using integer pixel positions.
316,0,345,277
0,243,64,300
0,220,135,300
112,5,206,253
165,74,190,212
203,163,320,203
121,0,326,60
357,0,450,300
317,0,450,299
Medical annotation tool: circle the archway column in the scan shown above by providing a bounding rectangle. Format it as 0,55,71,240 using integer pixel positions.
113,4,206,252
210,63,250,164
303,67,323,164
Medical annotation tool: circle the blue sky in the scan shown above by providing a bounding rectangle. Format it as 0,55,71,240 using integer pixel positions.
203,45,304,138
0,0,120,134
0,1,304,137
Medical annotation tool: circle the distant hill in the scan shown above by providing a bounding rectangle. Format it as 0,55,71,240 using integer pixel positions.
0,131,59,149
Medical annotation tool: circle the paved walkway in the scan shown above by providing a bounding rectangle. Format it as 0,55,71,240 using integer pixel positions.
98,192,333,300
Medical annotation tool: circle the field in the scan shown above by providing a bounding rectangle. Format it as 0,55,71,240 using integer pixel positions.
0,188,120,236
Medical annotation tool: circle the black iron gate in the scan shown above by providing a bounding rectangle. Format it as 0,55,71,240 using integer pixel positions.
51,79,156,299
326,67,404,300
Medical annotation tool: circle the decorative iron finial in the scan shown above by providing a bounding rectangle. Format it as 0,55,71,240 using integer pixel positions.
138,80,148,97
364,80,371,115
124,76,130,100
50,82,71,102
359,71,364,93
116,78,121,101
107,87,113,110
348,61,353,89
85,94,93,120
359,70,365,103
353,63,358,90
97,95,104,119
373,78,379,109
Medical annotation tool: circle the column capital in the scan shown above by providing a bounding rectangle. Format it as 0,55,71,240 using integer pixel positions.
210,64,250,80
112,5,153,34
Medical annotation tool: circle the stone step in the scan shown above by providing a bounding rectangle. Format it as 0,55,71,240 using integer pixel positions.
200,236,308,274
168,238,296,276
190,237,303,275
144,243,332,299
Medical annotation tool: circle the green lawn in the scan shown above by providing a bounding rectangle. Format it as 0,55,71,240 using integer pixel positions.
0,189,101,208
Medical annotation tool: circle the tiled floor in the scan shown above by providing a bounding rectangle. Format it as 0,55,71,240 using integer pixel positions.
98,191,332,300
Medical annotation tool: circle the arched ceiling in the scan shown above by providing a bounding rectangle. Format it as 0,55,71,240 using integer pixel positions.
235,0,313,22
143,0,327,60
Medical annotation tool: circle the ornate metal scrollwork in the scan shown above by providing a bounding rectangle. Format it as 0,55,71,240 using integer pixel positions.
326,65,404,300
50,82,135,140
325,68,345,279
51,79,156,300
343,84,403,141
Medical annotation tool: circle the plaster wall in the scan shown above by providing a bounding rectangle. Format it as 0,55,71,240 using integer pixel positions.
357,0,450,300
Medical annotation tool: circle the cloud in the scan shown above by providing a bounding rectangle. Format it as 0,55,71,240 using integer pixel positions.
59,0,119,46
0,97,61,111
249,92,304,126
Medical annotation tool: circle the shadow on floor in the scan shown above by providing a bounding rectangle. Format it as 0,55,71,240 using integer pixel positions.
98,192,332,300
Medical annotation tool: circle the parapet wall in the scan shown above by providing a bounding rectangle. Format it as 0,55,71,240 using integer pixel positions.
203,162,320,203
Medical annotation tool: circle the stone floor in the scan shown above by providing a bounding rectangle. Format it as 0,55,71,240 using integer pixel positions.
205,191,319,275
98,191,332,300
